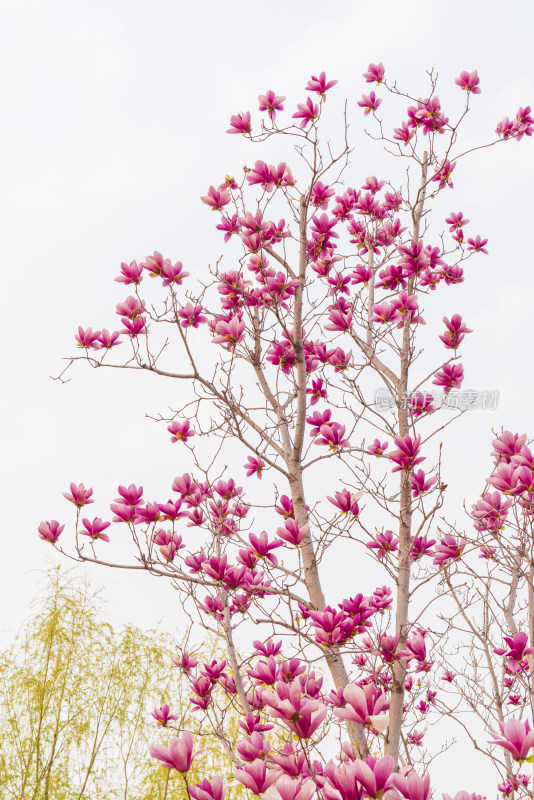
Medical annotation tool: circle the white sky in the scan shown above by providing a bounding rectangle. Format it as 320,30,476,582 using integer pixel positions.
2,0,534,793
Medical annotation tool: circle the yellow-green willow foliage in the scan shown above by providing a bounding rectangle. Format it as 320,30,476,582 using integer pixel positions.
0,568,248,800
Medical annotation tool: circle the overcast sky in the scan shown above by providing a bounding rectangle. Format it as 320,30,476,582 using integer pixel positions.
2,0,533,792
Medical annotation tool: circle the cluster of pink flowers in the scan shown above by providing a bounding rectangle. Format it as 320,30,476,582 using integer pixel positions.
47,64,534,800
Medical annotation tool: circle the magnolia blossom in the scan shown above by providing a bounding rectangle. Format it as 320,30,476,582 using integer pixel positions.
211,315,245,347
258,90,286,120
167,420,195,443
63,482,94,508
489,718,534,762
244,456,266,479
292,97,319,129
454,69,481,94
358,91,381,115
150,731,202,772
38,520,64,543
432,363,464,393
305,71,338,96
363,62,385,85
227,111,251,135
151,704,179,726
80,517,111,542
261,680,327,738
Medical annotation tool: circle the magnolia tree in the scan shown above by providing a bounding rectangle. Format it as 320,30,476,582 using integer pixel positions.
41,63,534,798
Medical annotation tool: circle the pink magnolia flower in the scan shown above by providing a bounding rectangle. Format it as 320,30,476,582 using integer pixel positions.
305,71,338,97
276,519,309,546
306,606,361,647
240,710,275,734
306,378,327,405
258,90,286,121
467,235,488,254
150,731,202,772
151,704,179,726
211,315,245,347
372,301,401,325
116,296,146,320
227,111,251,135
393,121,413,145
244,456,266,479
38,520,64,543
327,488,362,515
162,260,190,286
121,317,147,337
261,680,327,738
368,439,388,456
471,491,512,533
178,303,208,329
432,160,456,189
362,175,385,194
390,769,431,800
367,530,399,559
391,291,423,327
235,760,280,794
511,105,534,140
275,495,295,519
358,92,381,115
389,434,424,472
410,534,436,560
153,529,185,561
410,470,437,498
334,682,388,729
354,755,395,798
249,531,283,566
311,181,335,209
167,420,195,443
115,260,143,285
173,651,198,672
325,307,353,332
235,732,270,762
494,633,534,674
486,462,521,494
63,482,94,508
363,62,385,85
80,517,111,542
446,211,469,232
498,775,531,796
115,483,144,507
439,315,472,349
216,214,240,243
75,326,101,349
189,673,214,709
323,761,363,800
492,430,528,464
306,409,332,436
489,718,534,762
247,160,277,192
200,185,231,211
433,535,465,567
397,632,433,673
407,96,449,135
432,363,464,393
142,251,169,277
407,730,424,746
351,265,373,285
409,392,434,418
96,329,121,349
454,69,481,94
314,422,350,452
292,97,319,129
268,775,316,800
